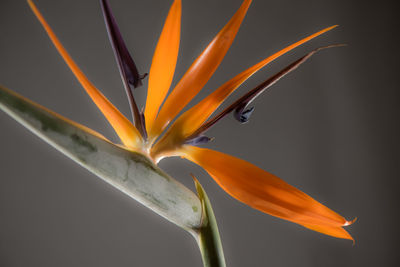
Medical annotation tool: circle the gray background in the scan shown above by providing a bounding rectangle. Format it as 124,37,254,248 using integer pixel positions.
0,0,398,266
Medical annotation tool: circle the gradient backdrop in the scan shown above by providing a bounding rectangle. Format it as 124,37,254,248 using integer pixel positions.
0,0,398,266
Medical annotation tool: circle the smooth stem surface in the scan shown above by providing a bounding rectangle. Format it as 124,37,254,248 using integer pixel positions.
194,177,226,267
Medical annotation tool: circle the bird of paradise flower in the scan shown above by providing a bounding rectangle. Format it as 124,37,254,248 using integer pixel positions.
0,0,355,264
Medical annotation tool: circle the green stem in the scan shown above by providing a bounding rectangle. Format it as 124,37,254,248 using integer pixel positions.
193,177,226,267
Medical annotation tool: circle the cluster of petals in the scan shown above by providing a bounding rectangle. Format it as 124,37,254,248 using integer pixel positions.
27,0,355,240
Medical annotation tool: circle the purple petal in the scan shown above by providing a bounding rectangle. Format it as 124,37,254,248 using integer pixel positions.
101,0,147,138
101,0,145,88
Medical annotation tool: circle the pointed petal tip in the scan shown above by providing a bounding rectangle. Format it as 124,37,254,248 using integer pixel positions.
315,25,339,36
328,25,339,30
346,229,355,245
343,230,355,244
302,222,355,242
27,0,38,13
344,217,358,226
316,43,347,52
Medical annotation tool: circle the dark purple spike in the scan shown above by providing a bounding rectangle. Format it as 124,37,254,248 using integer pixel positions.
186,44,345,141
100,0,147,138
101,0,146,88
185,135,213,146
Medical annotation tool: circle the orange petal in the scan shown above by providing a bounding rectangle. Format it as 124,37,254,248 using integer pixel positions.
164,26,338,139
28,0,141,149
182,146,353,238
301,223,354,241
144,0,181,131
149,0,253,140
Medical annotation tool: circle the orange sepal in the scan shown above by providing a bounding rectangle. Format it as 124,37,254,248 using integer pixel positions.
301,223,355,242
145,0,181,130
28,0,141,149
182,146,354,239
149,0,253,140
164,25,338,139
